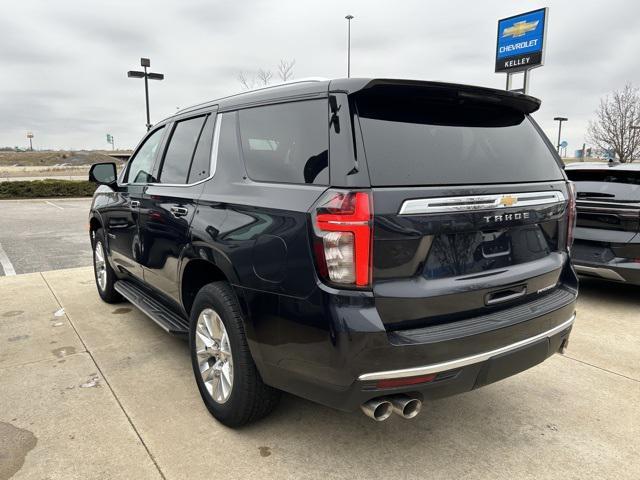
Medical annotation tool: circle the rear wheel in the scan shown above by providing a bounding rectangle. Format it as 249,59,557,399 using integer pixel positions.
189,282,280,427
92,229,122,303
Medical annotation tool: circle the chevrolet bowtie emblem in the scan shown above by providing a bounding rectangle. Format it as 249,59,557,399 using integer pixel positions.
499,195,517,207
502,20,539,38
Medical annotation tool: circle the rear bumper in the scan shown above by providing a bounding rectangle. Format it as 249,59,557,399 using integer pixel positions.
571,237,640,285
250,283,577,412
359,315,574,382
573,260,640,285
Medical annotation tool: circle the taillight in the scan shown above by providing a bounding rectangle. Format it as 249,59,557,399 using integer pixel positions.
312,190,372,287
566,182,577,251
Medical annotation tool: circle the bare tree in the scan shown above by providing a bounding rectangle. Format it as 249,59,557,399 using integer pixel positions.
277,59,295,82
238,58,295,90
587,84,640,162
256,68,273,86
238,72,256,90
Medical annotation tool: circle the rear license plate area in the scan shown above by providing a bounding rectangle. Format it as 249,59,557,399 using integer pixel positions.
481,231,511,259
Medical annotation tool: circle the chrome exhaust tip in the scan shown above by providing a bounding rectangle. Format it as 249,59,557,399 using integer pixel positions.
390,395,422,419
361,398,393,421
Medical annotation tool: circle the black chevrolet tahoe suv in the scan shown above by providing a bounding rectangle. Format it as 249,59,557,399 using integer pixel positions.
565,162,640,285
88,78,578,427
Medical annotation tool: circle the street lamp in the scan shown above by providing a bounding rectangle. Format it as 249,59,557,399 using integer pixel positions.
345,15,354,78
553,117,568,154
128,58,164,131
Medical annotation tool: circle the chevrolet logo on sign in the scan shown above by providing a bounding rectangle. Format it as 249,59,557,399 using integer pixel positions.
499,195,517,207
502,20,539,38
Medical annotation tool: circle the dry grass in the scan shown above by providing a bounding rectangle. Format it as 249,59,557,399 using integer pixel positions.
0,150,130,167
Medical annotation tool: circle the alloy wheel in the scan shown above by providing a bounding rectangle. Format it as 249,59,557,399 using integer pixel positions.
195,308,234,404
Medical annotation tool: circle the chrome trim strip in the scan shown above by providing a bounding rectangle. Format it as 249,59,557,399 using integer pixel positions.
358,314,576,382
399,191,566,215
121,113,222,189
576,200,640,210
574,265,626,282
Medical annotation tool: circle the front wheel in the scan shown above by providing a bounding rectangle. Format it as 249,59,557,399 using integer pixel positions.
189,282,280,427
92,229,122,304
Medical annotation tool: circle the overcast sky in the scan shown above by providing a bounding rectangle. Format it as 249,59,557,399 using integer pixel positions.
2,0,639,153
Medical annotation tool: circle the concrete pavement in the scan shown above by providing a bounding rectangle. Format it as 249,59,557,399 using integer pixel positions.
1,267,639,479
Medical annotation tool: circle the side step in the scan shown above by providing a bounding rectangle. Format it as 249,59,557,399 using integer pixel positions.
114,280,189,335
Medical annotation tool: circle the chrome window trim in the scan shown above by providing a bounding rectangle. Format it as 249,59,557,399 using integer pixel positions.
399,191,566,215
358,314,575,382
120,113,222,188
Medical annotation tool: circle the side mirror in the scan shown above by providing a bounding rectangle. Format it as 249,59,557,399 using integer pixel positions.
89,162,117,186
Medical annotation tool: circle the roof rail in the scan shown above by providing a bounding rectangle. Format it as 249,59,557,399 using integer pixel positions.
175,77,329,116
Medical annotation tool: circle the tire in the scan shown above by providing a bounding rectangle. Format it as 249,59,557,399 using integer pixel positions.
189,282,280,427
92,228,123,304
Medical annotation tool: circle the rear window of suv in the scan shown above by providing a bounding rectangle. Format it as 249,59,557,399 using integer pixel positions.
356,92,563,186
565,168,640,202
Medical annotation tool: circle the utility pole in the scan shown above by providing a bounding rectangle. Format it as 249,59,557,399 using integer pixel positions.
553,117,568,154
345,15,354,78
128,58,164,131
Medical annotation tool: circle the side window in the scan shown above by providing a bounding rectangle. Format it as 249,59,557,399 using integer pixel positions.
126,127,165,184
187,115,216,184
159,116,207,184
238,100,329,184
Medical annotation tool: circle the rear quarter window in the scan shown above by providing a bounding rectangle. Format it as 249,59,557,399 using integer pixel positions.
356,93,563,186
238,100,329,185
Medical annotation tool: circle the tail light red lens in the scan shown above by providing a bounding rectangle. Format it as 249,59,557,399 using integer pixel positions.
313,190,372,287
566,182,577,251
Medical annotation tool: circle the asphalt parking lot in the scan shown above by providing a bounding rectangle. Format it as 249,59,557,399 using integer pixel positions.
0,198,92,276
1,266,639,479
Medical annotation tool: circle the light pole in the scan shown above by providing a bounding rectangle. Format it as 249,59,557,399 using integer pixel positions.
128,58,164,131
553,117,568,154
345,15,354,78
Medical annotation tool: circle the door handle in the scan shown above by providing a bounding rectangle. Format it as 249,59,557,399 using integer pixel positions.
170,206,189,217
130,200,140,208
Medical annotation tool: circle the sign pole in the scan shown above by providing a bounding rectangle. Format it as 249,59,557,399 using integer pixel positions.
522,69,530,95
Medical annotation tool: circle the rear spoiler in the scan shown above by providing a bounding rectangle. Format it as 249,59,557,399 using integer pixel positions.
330,78,541,114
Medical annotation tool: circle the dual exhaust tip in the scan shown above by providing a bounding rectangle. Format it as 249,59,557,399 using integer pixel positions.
361,394,423,421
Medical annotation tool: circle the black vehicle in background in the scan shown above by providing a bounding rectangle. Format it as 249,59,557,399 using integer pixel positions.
88,78,578,427
565,162,640,285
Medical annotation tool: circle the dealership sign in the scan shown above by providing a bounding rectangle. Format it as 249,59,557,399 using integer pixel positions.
495,8,547,73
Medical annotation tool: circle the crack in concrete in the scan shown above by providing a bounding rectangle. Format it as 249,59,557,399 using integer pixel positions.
561,353,640,383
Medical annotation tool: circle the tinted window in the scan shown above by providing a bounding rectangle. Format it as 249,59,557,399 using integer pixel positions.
160,116,207,184
356,93,563,186
566,168,640,202
126,127,165,184
187,115,215,184
238,100,328,184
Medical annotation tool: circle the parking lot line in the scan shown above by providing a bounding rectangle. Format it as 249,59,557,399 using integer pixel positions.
0,242,16,276
44,200,64,210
